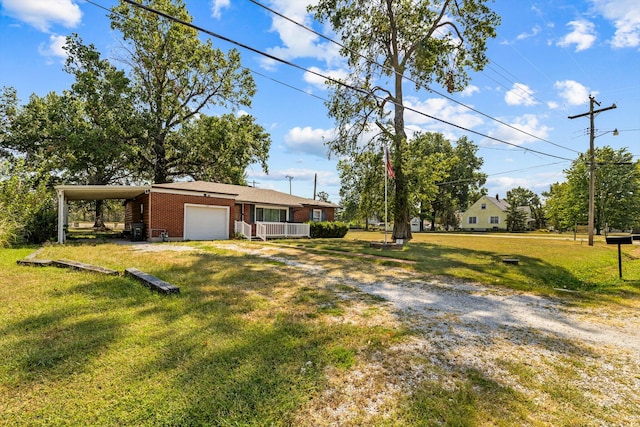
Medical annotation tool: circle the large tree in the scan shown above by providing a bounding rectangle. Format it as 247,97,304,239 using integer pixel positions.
406,132,452,230
5,35,137,228
408,133,485,230
543,182,585,233
310,0,500,240
110,0,258,183
338,150,386,228
0,87,18,156
549,147,640,234
176,113,271,184
506,186,544,230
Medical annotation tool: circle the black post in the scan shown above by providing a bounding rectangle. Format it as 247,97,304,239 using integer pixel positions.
618,243,623,279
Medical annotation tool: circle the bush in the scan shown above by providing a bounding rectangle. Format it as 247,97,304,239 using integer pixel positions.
23,203,57,244
0,160,56,246
0,212,20,247
309,221,349,238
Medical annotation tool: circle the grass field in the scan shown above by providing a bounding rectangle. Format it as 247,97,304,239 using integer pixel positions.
323,231,640,303
1,232,639,425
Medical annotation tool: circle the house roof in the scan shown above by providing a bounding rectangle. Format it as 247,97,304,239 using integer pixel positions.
485,196,510,211
152,181,339,208
55,185,151,201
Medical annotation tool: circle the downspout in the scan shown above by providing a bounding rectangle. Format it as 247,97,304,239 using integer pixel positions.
147,189,152,241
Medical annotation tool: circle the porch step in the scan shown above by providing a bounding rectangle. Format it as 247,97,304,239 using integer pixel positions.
52,259,119,276
125,267,180,294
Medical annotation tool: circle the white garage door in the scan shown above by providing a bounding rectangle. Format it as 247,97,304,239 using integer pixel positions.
184,204,229,240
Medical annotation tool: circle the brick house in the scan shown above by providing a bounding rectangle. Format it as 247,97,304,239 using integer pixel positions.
55,181,339,243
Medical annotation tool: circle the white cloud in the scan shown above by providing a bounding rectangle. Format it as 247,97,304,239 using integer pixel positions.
516,25,541,41
403,96,484,132
557,19,597,51
303,66,348,89
460,85,479,97
591,0,640,48
259,0,341,69
211,0,230,19
38,34,68,62
487,176,533,196
284,126,335,157
547,101,560,109
487,114,552,146
1,0,81,32
504,83,538,106
554,80,595,106
488,171,562,196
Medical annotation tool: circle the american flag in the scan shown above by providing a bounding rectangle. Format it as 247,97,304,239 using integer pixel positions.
385,145,395,179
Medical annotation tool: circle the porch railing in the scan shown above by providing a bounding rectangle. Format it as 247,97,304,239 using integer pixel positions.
256,222,310,241
234,221,252,240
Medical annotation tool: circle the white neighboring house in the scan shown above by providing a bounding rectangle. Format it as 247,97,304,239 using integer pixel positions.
460,195,533,231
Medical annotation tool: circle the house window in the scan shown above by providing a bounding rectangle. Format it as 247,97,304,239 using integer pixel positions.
312,209,322,222
481,203,487,209
490,216,499,224
255,208,287,222
468,216,477,224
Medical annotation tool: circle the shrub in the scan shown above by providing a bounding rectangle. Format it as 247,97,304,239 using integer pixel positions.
0,160,56,246
309,221,349,238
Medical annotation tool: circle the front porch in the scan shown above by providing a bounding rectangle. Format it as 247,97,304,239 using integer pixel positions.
235,221,310,241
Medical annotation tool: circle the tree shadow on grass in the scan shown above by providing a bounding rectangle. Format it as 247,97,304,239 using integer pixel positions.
388,241,640,301
0,276,127,385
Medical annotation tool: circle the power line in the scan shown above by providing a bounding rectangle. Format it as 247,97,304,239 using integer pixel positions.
103,0,575,162
248,0,580,155
436,161,570,186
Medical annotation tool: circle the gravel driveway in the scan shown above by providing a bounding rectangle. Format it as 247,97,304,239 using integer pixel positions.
153,242,640,423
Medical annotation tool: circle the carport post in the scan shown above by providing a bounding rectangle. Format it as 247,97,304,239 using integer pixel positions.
57,189,66,244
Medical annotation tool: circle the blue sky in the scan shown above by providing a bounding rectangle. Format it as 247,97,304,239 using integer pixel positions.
1,0,639,204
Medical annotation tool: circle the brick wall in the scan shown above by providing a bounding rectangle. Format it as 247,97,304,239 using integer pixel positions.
124,194,148,232
292,206,335,223
150,192,235,239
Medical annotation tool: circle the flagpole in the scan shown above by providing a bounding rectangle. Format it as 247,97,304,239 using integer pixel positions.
384,145,388,244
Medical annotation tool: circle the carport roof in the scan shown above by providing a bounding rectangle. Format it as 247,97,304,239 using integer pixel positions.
55,185,151,201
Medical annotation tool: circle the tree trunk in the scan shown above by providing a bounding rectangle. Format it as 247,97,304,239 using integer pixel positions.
430,210,437,231
93,199,106,230
390,41,411,241
153,141,168,183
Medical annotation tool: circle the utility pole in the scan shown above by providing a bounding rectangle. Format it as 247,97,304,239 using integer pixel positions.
285,175,293,194
568,95,617,246
313,173,317,200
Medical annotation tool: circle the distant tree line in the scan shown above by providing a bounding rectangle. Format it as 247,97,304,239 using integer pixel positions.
339,135,640,236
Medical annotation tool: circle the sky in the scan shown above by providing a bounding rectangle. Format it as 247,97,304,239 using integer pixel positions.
1,0,639,204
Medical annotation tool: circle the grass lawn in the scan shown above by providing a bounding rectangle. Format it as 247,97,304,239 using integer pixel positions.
302,231,640,304
1,233,639,425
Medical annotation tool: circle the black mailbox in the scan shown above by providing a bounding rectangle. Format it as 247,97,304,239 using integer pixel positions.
606,235,634,278
606,235,633,245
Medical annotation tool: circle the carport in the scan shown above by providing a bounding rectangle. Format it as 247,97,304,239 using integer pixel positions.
54,185,151,244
